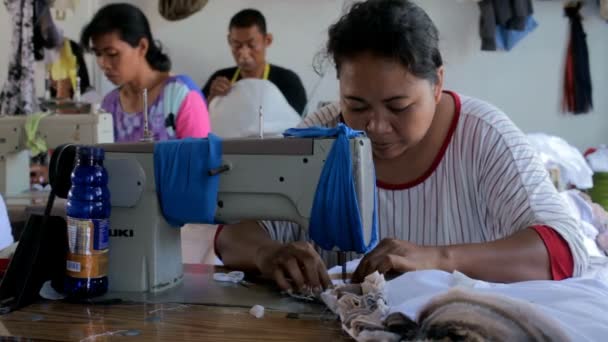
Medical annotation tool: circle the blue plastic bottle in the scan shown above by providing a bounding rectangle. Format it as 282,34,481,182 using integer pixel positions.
65,146,110,298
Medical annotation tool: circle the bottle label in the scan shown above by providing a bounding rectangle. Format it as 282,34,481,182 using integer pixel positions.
67,217,109,278
66,251,109,278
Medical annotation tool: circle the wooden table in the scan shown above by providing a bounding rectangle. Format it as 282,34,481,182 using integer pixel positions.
0,265,349,341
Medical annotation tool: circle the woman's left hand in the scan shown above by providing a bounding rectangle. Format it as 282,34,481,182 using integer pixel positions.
351,238,445,283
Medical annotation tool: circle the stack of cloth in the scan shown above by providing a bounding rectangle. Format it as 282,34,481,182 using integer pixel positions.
321,260,608,341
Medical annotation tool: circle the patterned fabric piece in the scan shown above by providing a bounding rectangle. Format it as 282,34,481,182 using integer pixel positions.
0,0,37,115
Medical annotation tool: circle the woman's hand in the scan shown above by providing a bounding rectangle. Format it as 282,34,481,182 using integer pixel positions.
352,238,445,283
254,241,332,292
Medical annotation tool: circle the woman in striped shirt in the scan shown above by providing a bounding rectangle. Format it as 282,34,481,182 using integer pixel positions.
215,0,588,292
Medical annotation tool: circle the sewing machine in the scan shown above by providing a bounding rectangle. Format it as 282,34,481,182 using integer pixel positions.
0,113,114,196
100,137,375,293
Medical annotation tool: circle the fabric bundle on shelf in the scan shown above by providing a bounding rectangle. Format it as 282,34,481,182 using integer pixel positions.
33,0,63,61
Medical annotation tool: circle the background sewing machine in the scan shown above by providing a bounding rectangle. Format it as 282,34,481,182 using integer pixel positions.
0,112,114,196
100,137,375,293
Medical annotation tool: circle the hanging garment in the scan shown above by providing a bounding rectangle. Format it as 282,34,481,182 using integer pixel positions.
154,135,222,227
25,112,49,155
158,0,208,21
0,0,37,115
45,39,91,99
478,0,534,51
563,2,593,114
50,39,77,93
495,15,538,51
33,0,62,61
283,124,379,254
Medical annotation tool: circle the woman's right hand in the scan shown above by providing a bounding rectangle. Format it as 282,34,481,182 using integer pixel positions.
255,241,331,292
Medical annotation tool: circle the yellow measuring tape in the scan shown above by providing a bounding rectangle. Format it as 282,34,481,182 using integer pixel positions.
231,64,270,84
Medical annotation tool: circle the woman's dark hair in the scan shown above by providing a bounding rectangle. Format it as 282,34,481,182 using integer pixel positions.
80,3,171,72
50,39,92,98
325,0,443,83
70,40,92,93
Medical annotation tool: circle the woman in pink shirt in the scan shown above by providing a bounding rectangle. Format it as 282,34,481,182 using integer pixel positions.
81,3,210,142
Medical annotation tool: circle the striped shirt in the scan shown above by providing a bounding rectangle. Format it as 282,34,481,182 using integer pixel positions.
261,92,588,276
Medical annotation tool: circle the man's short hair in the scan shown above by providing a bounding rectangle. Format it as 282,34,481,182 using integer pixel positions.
229,9,267,34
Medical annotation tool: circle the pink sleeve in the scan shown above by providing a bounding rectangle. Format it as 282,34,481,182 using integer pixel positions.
175,91,211,139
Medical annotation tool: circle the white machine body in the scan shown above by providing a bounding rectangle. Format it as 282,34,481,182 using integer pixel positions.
0,113,114,196
102,137,375,293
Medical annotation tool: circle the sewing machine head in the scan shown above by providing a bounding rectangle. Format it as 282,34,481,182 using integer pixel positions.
0,113,114,196
98,136,375,293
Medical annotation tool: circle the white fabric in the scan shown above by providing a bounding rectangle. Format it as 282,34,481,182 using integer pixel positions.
391,272,608,341
328,260,608,341
586,146,608,173
560,190,608,258
212,271,245,283
249,304,265,319
262,94,592,276
527,133,593,189
39,280,65,300
209,79,301,138
0,194,14,250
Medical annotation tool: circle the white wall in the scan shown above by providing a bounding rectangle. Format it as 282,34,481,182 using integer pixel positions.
2,0,606,150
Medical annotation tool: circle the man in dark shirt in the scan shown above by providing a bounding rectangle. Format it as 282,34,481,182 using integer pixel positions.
202,9,307,114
